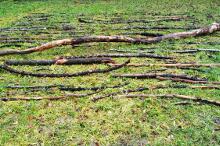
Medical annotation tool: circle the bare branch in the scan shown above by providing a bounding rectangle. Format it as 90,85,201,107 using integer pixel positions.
0,60,130,77
0,23,219,56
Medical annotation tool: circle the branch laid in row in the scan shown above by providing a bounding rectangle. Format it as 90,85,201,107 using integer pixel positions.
113,73,206,81
3,82,129,92
78,17,184,24
112,73,220,85
2,92,219,106
0,60,130,78
60,53,173,59
156,76,220,85
114,26,199,30
120,32,164,37
117,94,220,106
91,84,220,102
0,23,219,56
173,48,220,53
0,93,94,102
4,57,115,66
109,63,220,68
109,48,220,54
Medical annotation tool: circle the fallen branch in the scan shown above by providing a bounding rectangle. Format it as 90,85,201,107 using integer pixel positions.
118,94,220,106
78,17,183,24
173,48,220,53
61,53,173,59
156,76,220,85
109,63,220,68
112,73,206,81
113,73,220,85
91,84,220,101
0,23,219,56
109,48,220,54
114,26,199,30
121,32,163,37
0,93,94,102
92,87,149,102
3,82,129,91
0,59,130,78
4,57,115,66
109,49,155,53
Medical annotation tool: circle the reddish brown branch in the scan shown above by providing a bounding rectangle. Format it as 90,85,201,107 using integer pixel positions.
0,60,130,78
0,23,219,56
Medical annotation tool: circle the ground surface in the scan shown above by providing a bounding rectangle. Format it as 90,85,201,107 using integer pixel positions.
0,0,220,145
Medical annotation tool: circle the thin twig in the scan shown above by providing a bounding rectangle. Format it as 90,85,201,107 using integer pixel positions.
0,93,94,102
117,94,220,106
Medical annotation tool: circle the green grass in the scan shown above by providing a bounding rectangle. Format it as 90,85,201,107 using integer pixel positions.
0,0,220,145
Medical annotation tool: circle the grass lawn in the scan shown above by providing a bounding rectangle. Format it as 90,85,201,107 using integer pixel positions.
0,0,220,145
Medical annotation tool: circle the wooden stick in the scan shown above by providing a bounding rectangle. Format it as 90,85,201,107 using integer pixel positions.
78,17,183,24
173,48,220,53
113,73,206,81
114,26,199,30
121,32,163,37
109,48,220,54
113,73,220,85
91,87,149,102
108,63,220,68
91,84,220,101
3,82,129,91
61,53,173,59
118,94,220,106
4,57,115,66
0,93,93,102
156,76,220,85
0,23,219,56
0,60,130,78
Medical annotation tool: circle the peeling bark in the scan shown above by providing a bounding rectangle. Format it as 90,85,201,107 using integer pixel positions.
0,23,219,56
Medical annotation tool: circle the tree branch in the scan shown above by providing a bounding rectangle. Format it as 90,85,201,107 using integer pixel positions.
0,60,130,77
4,57,115,66
0,23,219,56
118,94,220,106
